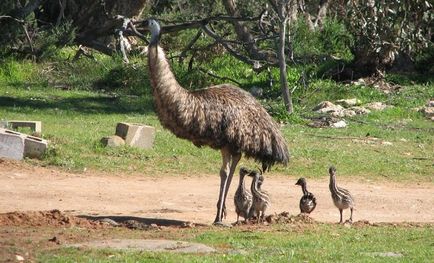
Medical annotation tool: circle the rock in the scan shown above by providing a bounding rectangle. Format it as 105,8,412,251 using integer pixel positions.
351,106,371,115
365,102,389,111
314,101,344,114
331,120,347,128
420,106,434,120
330,109,356,118
100,135,125,147
427,100,434,107
97,218,120,226
15,255,25,261
313,101,335,111
335,98,361,107
352,78,366,86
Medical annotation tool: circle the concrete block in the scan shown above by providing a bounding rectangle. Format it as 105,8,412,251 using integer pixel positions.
115,122,155,149
9,120,42,133
0,121,8,129
101,135,125,147
0,128,25,160
24,135,48,159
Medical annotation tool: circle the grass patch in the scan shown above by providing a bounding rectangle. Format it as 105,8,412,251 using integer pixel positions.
0,56,433,181
37,224,434,262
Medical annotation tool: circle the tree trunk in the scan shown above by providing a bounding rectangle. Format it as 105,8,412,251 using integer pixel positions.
277,9,293,114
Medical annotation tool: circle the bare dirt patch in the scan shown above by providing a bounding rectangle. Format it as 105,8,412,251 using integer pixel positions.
1,158,434,261
2,159,433,225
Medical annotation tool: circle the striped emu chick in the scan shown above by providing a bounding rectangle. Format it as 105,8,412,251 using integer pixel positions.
248,170,271,223
234,167,253,223
329,166,355,223
295,178,317,214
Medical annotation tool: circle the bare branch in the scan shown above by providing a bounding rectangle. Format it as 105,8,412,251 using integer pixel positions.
202,25,273,71
0,15,25,24
178,29,203,64
197,67,242,86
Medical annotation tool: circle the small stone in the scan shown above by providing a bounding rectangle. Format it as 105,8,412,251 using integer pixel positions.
335,98,361,107
352,78,366,86
365,102,388,111
427,100,434,107
331,120,347,128
315,102,344,114
98,218,120,226
16,255,25,261
381,141,393,146
421,106,434,119
313,101,335,111
351,106,371,115
100,135,125,147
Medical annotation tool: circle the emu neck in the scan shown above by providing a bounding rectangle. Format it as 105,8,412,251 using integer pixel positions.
301,183,308,196
238,174,246,190
329,174,338,193
147,44,189,104
251,176,260,195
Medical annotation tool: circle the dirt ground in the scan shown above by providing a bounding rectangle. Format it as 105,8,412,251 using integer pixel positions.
1,158,434,261
1,158,433,225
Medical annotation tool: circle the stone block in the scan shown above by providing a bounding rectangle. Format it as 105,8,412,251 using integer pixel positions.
115,122,155,149
9,120,42,133
24,135,48,159
0,128,25,160
101,135,125,147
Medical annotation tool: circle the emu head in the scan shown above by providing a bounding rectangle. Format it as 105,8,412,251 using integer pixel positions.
239,167,251,177
145,19,161,45
295,177,306,186
329,166,336,176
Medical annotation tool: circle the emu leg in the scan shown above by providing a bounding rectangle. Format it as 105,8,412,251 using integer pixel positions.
213,147,233,224
339,209,343,224
349,207,353,223
213,148,241,224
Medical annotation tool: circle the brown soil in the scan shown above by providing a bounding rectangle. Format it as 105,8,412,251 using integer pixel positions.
2,158,433,225
0,158,433,261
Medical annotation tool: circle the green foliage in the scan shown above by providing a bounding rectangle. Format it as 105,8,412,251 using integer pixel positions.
33,21,77,60
415,44,434,75
291,18,354,62
0,59,37,84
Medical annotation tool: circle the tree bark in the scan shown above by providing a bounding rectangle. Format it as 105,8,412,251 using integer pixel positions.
276,2,293,114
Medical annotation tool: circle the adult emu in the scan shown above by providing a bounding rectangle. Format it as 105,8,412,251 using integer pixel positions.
145,19,289,225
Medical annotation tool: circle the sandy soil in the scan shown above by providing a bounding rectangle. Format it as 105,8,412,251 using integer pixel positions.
1,158,433,225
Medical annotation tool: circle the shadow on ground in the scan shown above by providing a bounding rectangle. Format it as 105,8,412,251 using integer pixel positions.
79,215,207,227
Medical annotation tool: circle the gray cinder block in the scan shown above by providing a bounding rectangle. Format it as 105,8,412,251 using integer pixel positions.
0,128,25,160
24,135,48,159
9,120,42,133
115,122,155,149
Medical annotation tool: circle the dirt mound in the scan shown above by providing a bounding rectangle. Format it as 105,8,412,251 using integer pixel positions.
0,210,105,229
268,212,316,224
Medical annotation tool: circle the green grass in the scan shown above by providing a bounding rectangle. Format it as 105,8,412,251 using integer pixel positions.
36,224,434,262
0,55,433,181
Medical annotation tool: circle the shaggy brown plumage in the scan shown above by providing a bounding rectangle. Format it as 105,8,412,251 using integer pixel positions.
146,19,289,224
